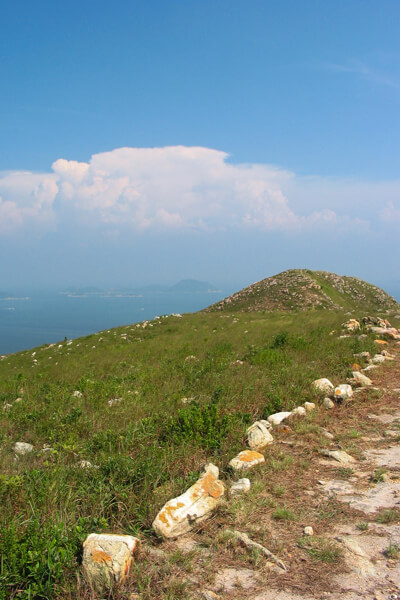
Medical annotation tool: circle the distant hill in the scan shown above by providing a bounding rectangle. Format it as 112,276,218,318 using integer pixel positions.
169,279,219,293
206,269,400,313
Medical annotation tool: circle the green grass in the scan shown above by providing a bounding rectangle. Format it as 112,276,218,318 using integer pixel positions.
0,307,393,598
383,543,400,559
298,535,342,563
377,509,400,524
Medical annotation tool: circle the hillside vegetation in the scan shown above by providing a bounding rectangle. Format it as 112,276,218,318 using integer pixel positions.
207,269,398,313
0,271,399,599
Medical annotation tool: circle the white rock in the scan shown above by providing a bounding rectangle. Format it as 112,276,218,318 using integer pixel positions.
79,460,98,469
354,351,370,359
323,398,335,409
292,406,306,416
14,442,34,455
320,428,334,440
108,397,122,407
303,526,314,536
230,478,251,497
342,319,360,332
304,402,316,412
352,371,372,387
334,384,353,402
15,397,23,403
229,450,265,472
246,420,273,451
267,411,292,426
362,364,379,372
72,390,83,398
82,533,139,589
152,463,225,538
372,354,385,364
312,378,334,394
321,449,356,465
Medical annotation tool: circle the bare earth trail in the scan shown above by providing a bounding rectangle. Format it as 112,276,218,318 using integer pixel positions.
144,346,400,600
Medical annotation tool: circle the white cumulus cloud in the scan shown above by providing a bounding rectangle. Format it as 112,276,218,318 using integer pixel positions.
0,145,396,236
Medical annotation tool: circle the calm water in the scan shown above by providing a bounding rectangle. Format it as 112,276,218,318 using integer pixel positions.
0,290,231,355
1,284,399,356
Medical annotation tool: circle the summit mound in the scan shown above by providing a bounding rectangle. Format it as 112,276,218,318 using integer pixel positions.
206,269,399,313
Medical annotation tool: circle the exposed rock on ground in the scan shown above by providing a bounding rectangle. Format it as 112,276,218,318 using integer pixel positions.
152,463,225,538
82,533,139,590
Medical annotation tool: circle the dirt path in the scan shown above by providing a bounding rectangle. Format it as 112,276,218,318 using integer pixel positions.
148,346,400,600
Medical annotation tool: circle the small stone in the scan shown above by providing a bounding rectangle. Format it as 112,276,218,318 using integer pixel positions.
230,478,251,497
334,384,353,402
292,406,306,416
352,371,373,387
303,526,314,536
342,319,360,332
246,420,273,451
268,411,292,426
13,442,34,455
202,591,219,600
108,397,122,407
72,390,83,398
321,428,334,440
304,402,315,412
354,351,370,359
82,533,139,590
14,397,22,403
312,378,334,395
229,450,265,472
372,354,385,364
321,449,356,465
323,398,335,409
79,460,98,469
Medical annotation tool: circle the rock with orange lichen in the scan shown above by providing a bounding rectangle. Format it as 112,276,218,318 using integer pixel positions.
82,533,139,590
229,450,265,472
374,339,388,346
152,463,225,539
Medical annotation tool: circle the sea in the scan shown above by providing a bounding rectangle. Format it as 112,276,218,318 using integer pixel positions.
1,283,399,356
0,289,234,355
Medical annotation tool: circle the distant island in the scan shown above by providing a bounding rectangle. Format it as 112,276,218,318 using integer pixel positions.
60,279,221,296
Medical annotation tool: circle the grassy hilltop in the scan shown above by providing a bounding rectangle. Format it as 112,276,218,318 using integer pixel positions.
0,270,399,599
207,269,398,313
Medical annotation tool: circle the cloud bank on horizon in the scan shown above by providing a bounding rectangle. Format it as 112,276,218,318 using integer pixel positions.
1,145,398,237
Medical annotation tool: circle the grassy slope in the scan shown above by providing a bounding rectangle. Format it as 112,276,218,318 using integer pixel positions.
0,306,399,598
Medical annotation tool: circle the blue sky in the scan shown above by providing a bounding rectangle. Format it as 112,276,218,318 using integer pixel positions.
0,1,399,291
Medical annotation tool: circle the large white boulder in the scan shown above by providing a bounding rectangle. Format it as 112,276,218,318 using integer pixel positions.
267,411,292,426
83,533,139,589
229,450,265,472
312,378,334,395
152,463,225,539
246,420,273,451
